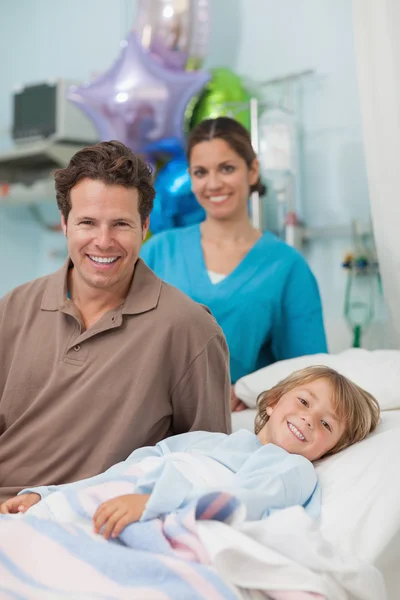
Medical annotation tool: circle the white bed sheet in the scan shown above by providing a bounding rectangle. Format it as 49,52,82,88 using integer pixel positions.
231,409,400,600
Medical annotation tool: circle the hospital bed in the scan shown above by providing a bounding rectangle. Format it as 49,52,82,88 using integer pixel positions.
1,348,396,599
232,349,400,600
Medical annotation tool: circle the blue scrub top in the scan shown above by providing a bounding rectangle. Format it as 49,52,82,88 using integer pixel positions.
141,224,327,382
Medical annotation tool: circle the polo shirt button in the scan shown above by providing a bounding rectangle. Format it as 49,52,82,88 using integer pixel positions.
73,345,81,352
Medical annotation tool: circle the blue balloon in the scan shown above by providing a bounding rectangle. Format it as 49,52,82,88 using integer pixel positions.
144,137,186,162
150,158,205,233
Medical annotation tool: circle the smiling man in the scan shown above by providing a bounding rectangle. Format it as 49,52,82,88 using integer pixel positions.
0,141,231,503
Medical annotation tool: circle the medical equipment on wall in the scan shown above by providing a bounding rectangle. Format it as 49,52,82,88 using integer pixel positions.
257,106,301,237
12,80,98,144
342,222,380,348
247,71,313,239
0,80,99,200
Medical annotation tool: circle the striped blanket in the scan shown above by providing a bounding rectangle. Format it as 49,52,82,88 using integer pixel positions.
0,464,386,599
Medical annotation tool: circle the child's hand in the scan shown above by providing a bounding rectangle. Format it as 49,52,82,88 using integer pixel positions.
0,492,41,514
93,493,150,539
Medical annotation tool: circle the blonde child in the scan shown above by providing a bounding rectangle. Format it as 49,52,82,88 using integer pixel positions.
0,366,380,540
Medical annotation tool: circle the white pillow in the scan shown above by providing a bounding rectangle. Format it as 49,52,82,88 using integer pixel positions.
234,348,400,411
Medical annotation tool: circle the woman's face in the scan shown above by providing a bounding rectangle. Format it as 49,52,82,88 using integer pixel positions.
189,138,259,220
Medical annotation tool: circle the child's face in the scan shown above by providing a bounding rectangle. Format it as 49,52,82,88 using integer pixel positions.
257,377,346,461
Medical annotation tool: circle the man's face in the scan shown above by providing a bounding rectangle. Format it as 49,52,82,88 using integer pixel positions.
61,178,149,296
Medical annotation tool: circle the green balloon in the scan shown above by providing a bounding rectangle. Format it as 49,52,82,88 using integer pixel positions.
186,67,251,131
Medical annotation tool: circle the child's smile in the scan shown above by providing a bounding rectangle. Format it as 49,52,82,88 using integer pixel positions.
287,421,306,441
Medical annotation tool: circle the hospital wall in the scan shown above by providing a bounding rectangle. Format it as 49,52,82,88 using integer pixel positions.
0,0,390,351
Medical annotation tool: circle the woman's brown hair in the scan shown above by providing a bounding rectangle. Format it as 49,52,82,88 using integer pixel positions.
187,117,267,196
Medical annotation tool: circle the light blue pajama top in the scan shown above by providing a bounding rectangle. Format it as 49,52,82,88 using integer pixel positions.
140,224,327,382
24,430,320,522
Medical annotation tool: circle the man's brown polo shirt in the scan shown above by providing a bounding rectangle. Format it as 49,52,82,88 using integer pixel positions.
0,258,231,502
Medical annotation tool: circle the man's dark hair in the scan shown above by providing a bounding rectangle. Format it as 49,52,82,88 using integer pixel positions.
54,140,155,224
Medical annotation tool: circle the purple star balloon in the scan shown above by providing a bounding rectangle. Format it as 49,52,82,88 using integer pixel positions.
68,32,211,153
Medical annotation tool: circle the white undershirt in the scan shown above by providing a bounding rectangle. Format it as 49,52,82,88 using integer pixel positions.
207,270,227,285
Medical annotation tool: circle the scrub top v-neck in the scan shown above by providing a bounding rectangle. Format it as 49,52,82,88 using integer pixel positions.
180,224,268,300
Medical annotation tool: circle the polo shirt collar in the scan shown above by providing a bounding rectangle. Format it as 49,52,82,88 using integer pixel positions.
41,259,70,311
41,257,161,315
122,258,162,315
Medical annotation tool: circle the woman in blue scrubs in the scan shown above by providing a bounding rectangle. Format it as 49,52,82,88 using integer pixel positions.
141,117,327,406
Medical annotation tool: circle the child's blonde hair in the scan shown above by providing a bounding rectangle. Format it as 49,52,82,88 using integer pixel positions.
254,366,380,457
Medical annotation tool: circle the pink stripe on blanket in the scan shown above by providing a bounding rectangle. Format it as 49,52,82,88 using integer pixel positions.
0,521,170,599
159,554,229,600
163,512,210,563
197,492,232,521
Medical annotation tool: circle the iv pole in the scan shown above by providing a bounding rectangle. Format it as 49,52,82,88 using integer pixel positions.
249,97,262,230
248,70,315,231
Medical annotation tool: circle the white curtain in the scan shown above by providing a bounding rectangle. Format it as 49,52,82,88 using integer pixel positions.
352,0,400,347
